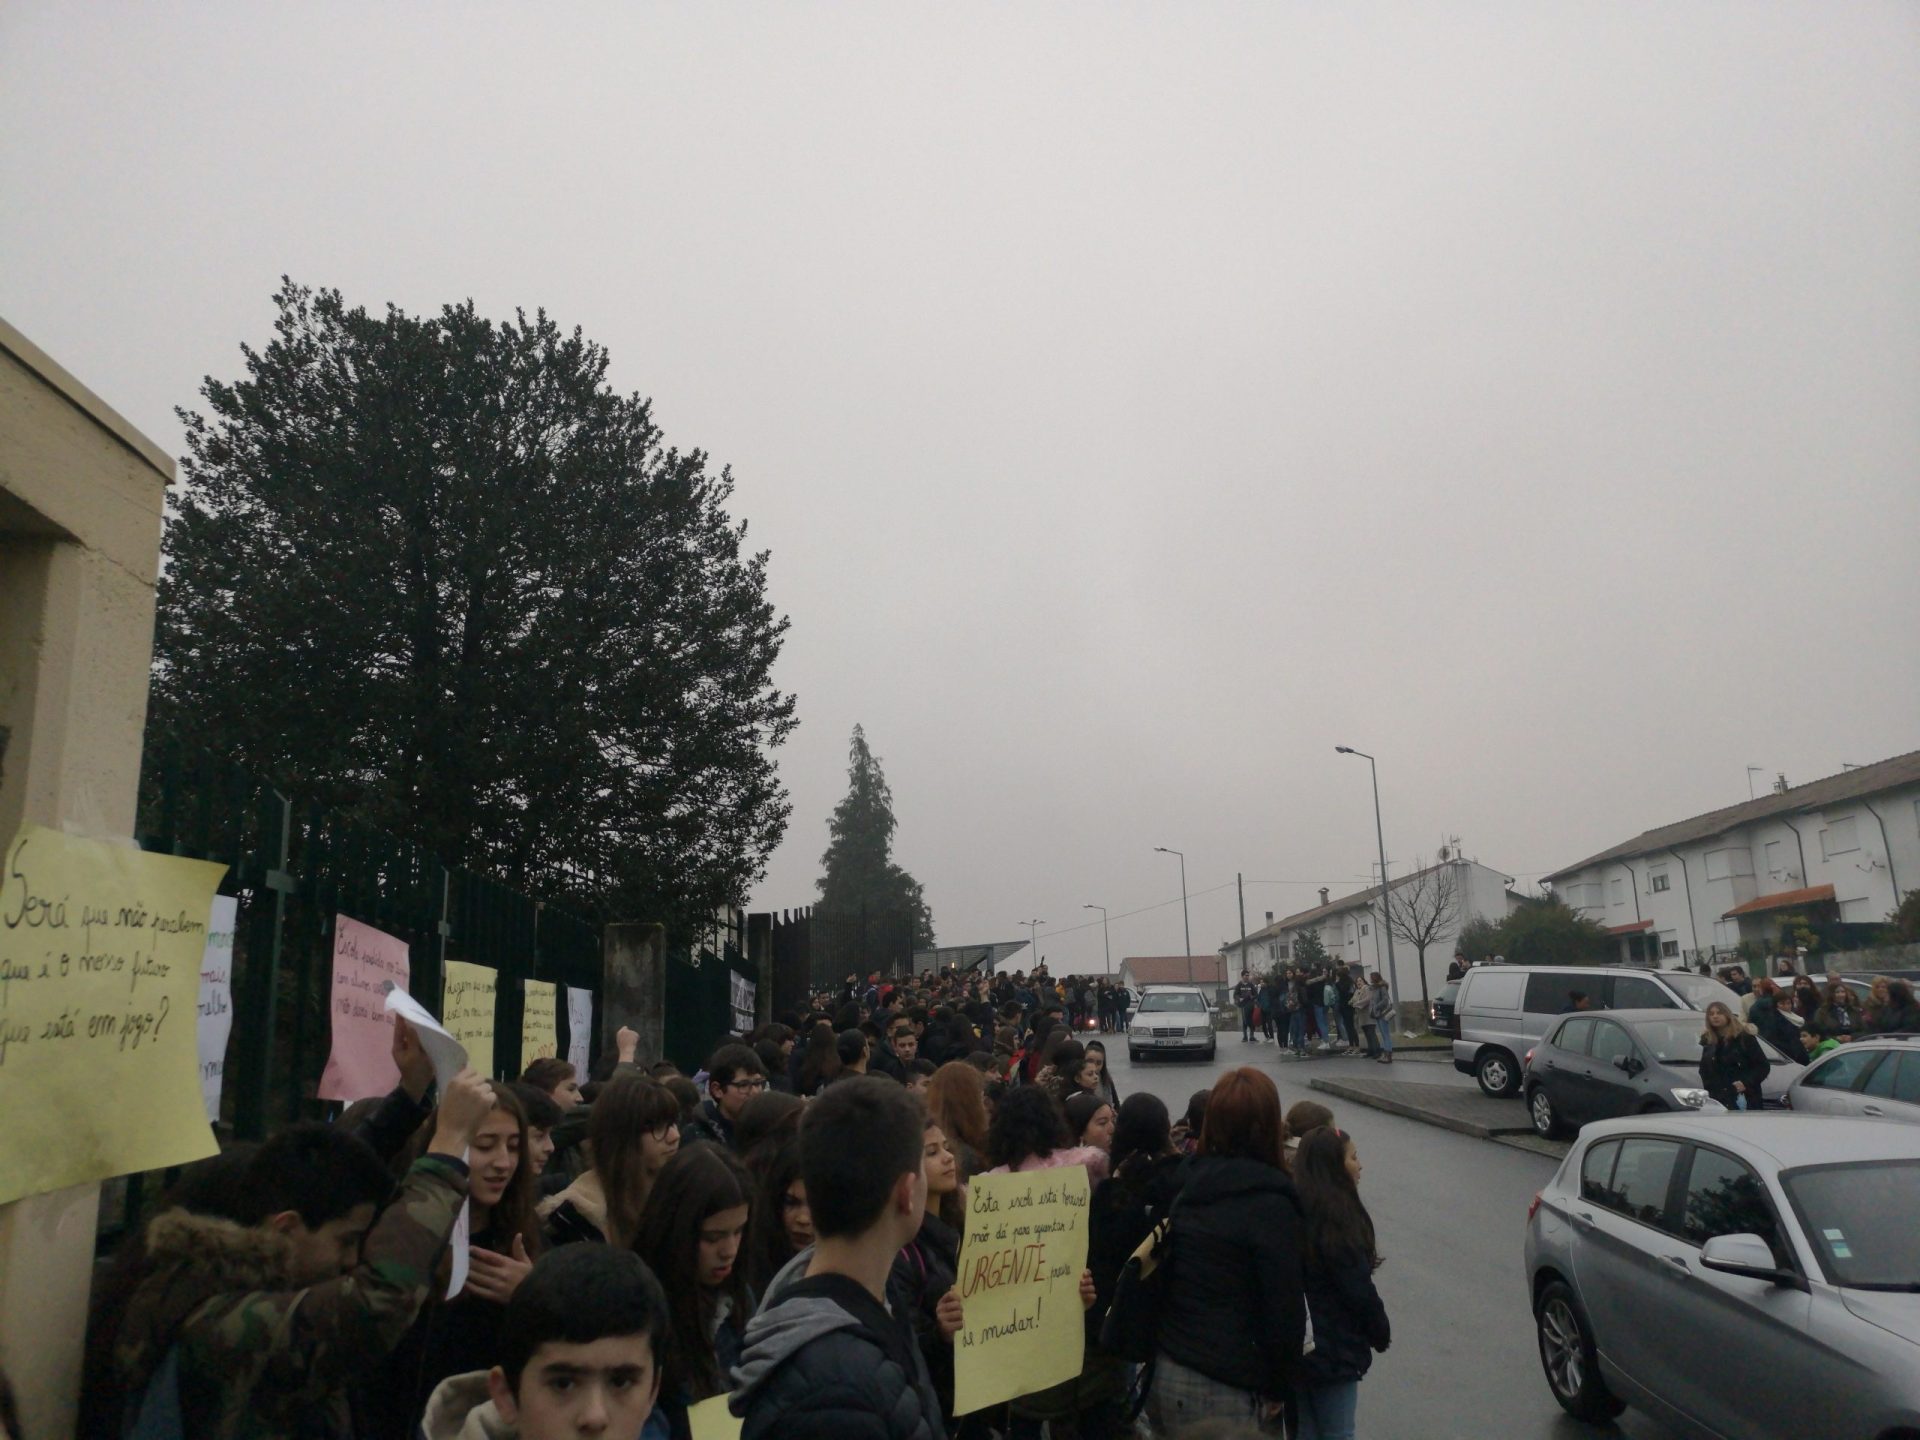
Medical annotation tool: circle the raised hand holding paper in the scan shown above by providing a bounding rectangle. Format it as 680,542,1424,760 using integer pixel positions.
0,825,227,1205
317,915,411,1100
384,985,474,1297
565,984,592,1076
952,1164,1092,1415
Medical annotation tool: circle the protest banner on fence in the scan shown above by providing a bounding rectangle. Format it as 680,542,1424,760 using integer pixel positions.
521,978,557,1069
565,984,592,1076
729,970,756,1033
442,960,497,1073
196,894,239,1121
317,915,412,1101
0,825,227,1205
952,1163,1092,1415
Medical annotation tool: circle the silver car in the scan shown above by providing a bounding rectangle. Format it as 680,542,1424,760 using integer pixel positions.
1524,1114,1920,1438
1785,1035,1920,1124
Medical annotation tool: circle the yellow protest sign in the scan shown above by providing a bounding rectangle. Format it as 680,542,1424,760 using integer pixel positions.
521,978,557,1069
442,960,497,1073
952,1163,1092,1415
686,1395,741,1440
0,825,227,1205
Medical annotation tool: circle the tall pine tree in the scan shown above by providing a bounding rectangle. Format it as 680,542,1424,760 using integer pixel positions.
815,726,935,947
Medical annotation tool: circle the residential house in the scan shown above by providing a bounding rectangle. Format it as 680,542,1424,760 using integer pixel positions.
1540,750,1920,966
1119,955,1228,1005
1220,859,1522,1002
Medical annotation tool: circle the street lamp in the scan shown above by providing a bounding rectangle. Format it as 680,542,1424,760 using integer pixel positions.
1334,746,1403,1029
1083,904,1110,973
1021,918,1044,971
1153,847,1192,982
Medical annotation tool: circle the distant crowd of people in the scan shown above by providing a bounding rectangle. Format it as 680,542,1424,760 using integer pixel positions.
63,964,1382,1440
1232,965,1399,1063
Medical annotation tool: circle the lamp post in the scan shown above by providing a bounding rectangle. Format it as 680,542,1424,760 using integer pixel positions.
1083,904,1110,973
1334,747,1402,1028
1153,847,1192,982
1021,918,1044,972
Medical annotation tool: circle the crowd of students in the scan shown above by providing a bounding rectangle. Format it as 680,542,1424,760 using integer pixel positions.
66,967,1387,1440
1232,965,1397,1062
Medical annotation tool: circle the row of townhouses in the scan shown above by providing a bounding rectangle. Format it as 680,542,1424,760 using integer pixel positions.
1217,749,1920,996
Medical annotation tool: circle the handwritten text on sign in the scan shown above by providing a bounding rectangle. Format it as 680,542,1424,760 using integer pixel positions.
0,826,226,1205
196,894,239,1121
442,960,497,1074
952,1164,1091,1415
317,916,411,1101
521,979,557,1068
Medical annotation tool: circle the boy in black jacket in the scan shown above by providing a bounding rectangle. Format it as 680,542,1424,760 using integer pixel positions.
731,1077,942,1440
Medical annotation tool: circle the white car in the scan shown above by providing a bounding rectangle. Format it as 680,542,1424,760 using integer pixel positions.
1127,986,1218,1063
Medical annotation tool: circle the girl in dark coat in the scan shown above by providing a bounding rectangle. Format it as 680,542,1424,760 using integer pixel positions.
1700,1001,1771,1110
1808,981,1863,1044
1746,980,1807,1064
887,1118,966,1431
1293,1127,1390,1440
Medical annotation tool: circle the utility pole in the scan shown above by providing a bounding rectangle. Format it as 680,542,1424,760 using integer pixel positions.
1155,847,1192,982
1336,747,1403,1032
1237,872,1249,982
1083,904,1110,973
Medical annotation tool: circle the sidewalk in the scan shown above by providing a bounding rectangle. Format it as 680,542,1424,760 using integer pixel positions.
1307,1075,1570,1158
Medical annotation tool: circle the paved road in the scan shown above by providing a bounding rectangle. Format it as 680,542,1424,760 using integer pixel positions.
1100,1032,1684,1440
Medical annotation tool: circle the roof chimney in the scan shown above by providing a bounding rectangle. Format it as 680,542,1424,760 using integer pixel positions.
1772,773,1789,794
1318,887,1330,906
1264,911,1273,925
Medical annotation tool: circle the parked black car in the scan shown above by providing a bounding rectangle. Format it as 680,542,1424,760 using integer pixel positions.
1429,980,1461,1039
1521,1008,1805,1138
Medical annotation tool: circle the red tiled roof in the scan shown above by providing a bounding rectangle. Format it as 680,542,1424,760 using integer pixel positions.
1121,956,1227,985
1722,884,1837,920
1604,920,1655,935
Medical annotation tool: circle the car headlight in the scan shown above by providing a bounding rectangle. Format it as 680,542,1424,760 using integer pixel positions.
1187,1023,1212,1037
1670,1087,1712,1109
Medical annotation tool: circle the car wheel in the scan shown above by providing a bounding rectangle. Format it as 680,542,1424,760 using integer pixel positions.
1476,1049,1521,1098
1128,1049,1143,1064
1204,1043,1217,1063
1535,1280,1625,1421
1528,1085,1567,1138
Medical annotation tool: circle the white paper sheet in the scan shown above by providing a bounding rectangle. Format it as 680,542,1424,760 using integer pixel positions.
565,985,593,1077
385,983,472,1298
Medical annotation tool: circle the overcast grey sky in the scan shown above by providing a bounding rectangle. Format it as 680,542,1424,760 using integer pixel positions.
5,3,1916,973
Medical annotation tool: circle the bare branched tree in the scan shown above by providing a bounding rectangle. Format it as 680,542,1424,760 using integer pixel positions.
1383,854,1463,1010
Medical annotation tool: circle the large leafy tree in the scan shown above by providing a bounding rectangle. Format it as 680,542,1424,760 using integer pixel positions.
152,280,797,932
1493,896,1612,966
815,726,935,947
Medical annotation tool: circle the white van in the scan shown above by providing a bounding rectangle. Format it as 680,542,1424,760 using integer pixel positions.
1450,965,1738,1097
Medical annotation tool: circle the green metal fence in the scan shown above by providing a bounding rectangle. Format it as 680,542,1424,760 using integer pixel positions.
134,743,602,1139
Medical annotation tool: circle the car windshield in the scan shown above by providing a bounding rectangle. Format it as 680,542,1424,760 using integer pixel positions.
1781,1160,1920,1289
1626,1017,1796,1065
1138,992,1206,1013
1661,972,1741,1011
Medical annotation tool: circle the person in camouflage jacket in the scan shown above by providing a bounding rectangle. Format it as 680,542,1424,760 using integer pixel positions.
108,1068,493,1440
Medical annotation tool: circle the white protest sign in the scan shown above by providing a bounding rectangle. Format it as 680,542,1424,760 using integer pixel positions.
196,895,239,1122
566,985,593,1077
384,984,472,1298
729,971,756,1034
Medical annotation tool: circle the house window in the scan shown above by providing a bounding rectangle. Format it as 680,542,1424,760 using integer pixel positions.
1704,847,1753,881
1660,934,1680,958
1360,922,1369,936
1610,878,1625,905
1650,872,1671,893
1268,942,1278,960
1764,839,1786,878
1820,817,1859,859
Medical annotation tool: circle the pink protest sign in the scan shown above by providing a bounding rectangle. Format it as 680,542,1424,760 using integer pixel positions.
317,915,413,1101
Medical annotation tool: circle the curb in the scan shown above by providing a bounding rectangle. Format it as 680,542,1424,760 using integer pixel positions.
1307,1078,1540,1141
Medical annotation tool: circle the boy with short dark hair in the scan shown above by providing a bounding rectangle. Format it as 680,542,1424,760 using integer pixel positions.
679,1043,767,1150
422,1244,669,1440
732,1076,940,1440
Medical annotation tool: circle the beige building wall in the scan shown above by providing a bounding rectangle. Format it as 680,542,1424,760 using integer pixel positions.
0,317,174,1440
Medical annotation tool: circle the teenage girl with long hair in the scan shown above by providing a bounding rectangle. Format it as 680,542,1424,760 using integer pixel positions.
634,1144,755,1440
540,1073,681,1247
1292,1127,1390,1440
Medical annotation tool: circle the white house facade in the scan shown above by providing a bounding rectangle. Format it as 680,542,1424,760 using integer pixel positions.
1539,750,1920,966
1220,859,1522,1002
